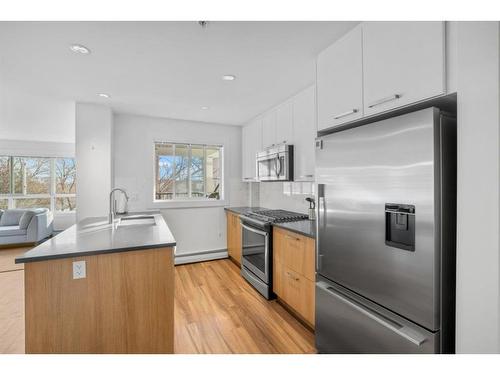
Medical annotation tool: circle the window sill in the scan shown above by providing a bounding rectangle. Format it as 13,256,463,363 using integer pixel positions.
54,211,76,216
149,199,227,209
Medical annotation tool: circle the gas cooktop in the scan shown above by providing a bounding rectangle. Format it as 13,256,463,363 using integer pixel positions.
242,209,309,223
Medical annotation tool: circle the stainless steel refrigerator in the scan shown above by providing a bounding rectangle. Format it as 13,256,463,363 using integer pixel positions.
315,107,456,354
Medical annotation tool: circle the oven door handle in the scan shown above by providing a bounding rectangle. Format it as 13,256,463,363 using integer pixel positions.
241,223,269,237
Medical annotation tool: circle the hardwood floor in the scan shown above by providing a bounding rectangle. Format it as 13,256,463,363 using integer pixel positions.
0,248,25,354
0,271,25,354
0,247,315,354
174,259,316,354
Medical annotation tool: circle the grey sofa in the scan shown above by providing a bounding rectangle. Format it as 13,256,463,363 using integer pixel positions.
0,208,53,245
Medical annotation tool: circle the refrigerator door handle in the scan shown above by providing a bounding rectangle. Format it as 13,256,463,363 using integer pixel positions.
316,184,326,272
316,281,427,346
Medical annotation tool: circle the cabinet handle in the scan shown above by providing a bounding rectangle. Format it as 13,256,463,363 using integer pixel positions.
285,234,300,241
368,94,401,108
333,109,358,120
287,271,299,281
299,174,314,179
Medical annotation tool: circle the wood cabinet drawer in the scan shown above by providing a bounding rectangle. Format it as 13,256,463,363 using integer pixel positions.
274,263,315,326
273,227,315,281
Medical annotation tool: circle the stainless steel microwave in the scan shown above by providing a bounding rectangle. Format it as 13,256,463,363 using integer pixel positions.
256,144,293,181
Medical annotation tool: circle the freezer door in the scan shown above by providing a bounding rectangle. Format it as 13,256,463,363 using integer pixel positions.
316,108,440,330
315,277,439,354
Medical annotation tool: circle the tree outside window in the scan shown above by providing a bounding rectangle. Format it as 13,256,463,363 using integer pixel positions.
0,155,76,212
155,143,222,201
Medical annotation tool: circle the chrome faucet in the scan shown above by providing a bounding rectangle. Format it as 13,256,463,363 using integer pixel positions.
109,188,129,224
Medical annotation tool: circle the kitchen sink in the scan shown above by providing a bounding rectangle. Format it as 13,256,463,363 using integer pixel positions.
118,215,156,227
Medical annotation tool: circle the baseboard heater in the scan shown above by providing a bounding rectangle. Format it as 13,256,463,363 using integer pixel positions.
174,248,228,265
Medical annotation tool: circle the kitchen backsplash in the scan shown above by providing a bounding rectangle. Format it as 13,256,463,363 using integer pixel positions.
258,181,315,214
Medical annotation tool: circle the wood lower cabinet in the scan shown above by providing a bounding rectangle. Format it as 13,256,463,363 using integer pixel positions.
24,247,174,353
226,211,242,265
273,227,315,327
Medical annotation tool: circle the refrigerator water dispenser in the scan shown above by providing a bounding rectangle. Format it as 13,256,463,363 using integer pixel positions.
385,204,415,251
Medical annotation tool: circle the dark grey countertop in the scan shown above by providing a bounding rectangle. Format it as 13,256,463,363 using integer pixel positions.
15,211,176,264
225,206,316,239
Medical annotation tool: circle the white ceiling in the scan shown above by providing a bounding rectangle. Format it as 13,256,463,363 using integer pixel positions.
0,21,358,125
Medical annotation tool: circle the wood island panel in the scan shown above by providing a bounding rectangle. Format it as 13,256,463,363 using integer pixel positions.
24,247,174,353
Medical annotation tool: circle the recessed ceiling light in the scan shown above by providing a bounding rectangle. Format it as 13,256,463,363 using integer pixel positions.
201,106,209,110
69,44,91,55
97,93,110,98
222,75,236,81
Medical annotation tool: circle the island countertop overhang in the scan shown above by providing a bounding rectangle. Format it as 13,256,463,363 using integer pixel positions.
15,211,176,264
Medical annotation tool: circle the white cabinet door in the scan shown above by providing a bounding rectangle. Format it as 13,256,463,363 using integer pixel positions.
262,110,277,148
363,21,445,116
242,125,251,180
293,86,316,181
276,101,293,144
241,117,262,181
317,26,363,131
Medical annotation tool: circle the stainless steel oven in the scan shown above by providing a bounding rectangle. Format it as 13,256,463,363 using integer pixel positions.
256,144,293,181
239,209,309,300
240,217,272,299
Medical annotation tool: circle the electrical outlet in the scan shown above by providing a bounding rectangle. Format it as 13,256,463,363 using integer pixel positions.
72,260,86,279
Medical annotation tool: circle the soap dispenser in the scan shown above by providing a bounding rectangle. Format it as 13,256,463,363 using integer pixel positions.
305,197,316,221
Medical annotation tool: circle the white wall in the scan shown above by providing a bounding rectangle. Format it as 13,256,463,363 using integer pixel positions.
455,22,500,353
0,139,74,158
0,86,77,230
113,113,247,259
75,103,114,221
259,182,314,214
0,84,75,143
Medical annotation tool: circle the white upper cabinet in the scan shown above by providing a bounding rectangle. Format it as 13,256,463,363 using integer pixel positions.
317,26,363,131
362,21,445,116
276,101,293,144
241,117,262,181
241,85,316,183
293,86,316,181
262,110,277,149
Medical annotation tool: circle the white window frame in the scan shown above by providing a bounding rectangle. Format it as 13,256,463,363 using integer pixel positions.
152,142,225,208
0,155,76,213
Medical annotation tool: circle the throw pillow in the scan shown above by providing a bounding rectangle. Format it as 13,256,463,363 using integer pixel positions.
0,209,26,226
19,211,36,229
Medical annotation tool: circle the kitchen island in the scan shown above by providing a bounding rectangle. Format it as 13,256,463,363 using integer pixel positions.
15,212,176,354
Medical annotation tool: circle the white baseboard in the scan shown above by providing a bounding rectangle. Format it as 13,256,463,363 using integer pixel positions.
175,248,228,265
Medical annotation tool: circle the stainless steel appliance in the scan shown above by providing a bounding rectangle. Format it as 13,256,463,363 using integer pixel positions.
240,209,308,299
315,107,456,354
256,144,294,181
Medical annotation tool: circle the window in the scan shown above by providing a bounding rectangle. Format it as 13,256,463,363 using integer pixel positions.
155,142,223,201
0,155,76,212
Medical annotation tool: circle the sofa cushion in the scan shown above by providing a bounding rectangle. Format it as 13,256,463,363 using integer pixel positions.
0,209,26,226
19,211,36,229
0,225,27,236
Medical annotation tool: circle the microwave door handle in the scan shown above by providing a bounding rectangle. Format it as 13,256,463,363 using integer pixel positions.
276,155,282,177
